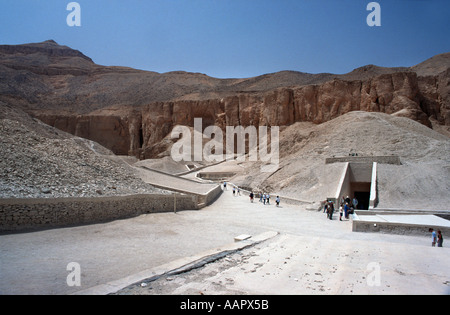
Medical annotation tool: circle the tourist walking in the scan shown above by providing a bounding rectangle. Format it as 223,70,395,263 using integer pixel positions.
263,193,266,205
326,202,330,218
429,228,437,247
249,192,254,203
325,201,333,220
328,201,334,220
339,205,343,221
266,193,270,205
437,230,444,247
276,196,280,207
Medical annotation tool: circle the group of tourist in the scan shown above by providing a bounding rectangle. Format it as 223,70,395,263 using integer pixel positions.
323,195,357,221
223,182,280,207
323,200,336,220
254,192,281,207
224,181,445,248
429,228,444,247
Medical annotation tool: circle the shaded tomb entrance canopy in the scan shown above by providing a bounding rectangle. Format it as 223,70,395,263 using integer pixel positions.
348,163,373,210
327,156,401,210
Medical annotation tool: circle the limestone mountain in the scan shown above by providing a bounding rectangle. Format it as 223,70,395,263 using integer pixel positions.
0,40,448,158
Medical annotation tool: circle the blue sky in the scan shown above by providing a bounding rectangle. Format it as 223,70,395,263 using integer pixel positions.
0,0,449,78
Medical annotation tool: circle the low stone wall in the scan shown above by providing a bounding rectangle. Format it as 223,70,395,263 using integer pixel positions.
202,184,224,206
352,219,450,236
352,211,450,236
325,155,401,165
0,194,198,233
197,172,237,181
369,162,378,209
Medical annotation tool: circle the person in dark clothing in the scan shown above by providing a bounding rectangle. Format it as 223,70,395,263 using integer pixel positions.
344,203,350,219
345,196,351,205
437,230,444,247
328,201,334,220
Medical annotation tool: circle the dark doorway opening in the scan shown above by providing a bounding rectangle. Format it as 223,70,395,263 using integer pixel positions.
139,128,144,149
354,191,370,210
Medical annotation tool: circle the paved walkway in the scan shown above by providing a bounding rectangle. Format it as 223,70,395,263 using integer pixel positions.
118,233,450,295
1,188,449,295
134,166,218,195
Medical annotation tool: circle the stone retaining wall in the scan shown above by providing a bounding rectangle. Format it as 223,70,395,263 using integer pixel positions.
197,172,237,180
352,210,450,236
325,155,401,165
203,184,224,206
352,219,450,236
0,194,198,233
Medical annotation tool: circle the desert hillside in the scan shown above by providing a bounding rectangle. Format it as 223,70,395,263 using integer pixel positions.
0,40,449,160
0,101,165,199
1,40,449,209
230,111,450,210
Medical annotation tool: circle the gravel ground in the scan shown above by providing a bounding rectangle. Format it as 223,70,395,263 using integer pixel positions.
0,117,167,199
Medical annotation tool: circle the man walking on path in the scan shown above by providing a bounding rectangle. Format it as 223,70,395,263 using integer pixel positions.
328,201,334,220
430,228,437,247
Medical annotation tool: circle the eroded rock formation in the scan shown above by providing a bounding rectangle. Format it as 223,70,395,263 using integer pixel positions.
1,40,448,159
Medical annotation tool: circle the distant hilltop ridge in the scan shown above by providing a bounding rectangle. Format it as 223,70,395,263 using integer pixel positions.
0,40,448,88
0,39,93,62
0,40,449,158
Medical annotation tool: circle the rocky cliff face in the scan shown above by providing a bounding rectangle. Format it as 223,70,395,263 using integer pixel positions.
1,41,448,159
33,69,449,158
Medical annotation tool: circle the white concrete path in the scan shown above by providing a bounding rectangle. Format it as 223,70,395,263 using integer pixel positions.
1,188,448,295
